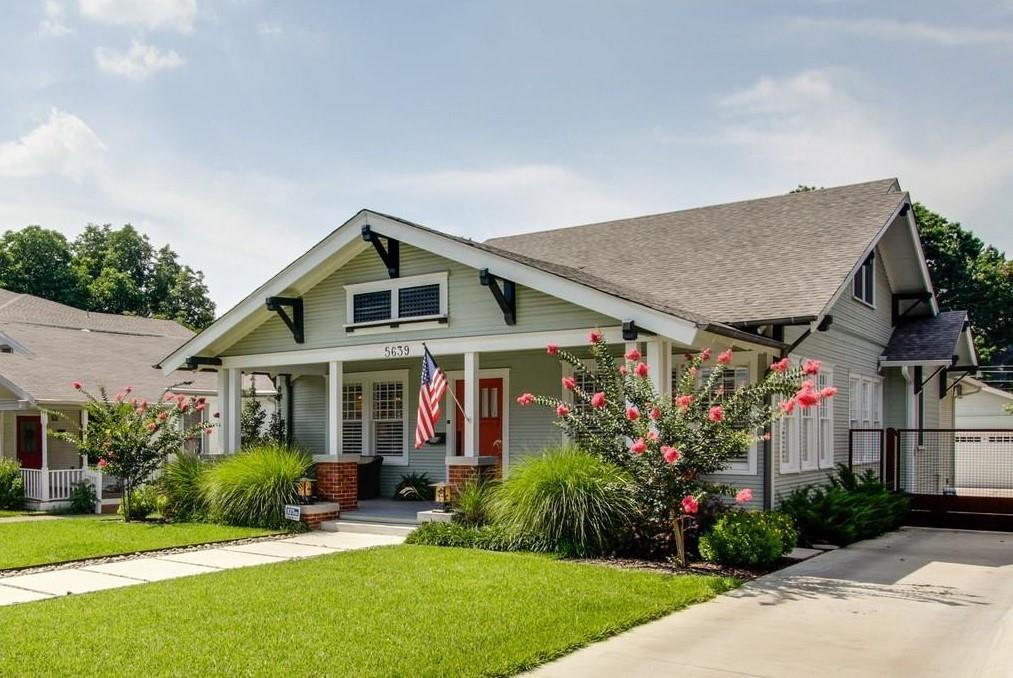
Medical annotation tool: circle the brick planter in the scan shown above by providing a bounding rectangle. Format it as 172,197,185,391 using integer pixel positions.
446,456,501,490
314,455,360,510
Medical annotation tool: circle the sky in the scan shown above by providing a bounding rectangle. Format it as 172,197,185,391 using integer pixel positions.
1,0,1011,312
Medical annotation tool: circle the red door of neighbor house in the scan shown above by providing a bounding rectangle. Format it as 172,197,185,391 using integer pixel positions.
16,416,43,469
454,379,503,458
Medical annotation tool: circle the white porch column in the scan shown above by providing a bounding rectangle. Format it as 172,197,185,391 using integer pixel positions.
40,410,50,502
326,361,342,455
225,368,243,453
463,352,480,456
646,338,671,398
216,368,229,454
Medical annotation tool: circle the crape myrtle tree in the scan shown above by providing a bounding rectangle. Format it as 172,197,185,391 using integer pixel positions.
52,382,217,521
515,331,836,563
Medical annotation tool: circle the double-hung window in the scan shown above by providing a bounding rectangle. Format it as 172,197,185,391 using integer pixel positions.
853,253,875,306
697,366,755,474
344,272,448,330
778,359,835,473
848,374,882,464
341,371,409,465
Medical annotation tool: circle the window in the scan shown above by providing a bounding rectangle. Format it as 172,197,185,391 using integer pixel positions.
698,366,755,473
341,371,409,464
345,272,448,329
849,373,882,464
562,359,598,415
853,253,875,306
778,359,835,473
181,407,208,455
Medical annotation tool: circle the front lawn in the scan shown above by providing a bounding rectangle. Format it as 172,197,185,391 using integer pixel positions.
0,545,736,676
0,510,37,518
0,517,275,570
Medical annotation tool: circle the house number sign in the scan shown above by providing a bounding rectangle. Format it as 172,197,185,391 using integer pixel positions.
383,344,411,358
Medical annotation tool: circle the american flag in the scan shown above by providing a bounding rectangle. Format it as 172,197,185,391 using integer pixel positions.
414,346,447,449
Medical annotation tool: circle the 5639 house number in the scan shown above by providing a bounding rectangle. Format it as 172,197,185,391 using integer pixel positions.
383,344,411,358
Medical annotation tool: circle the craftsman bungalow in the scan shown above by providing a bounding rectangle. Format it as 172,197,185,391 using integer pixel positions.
159,178,977,511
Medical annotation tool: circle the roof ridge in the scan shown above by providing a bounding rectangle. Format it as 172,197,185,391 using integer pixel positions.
0,319,179,338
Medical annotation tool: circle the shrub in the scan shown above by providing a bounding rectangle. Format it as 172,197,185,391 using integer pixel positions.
118,484,161,521
394,472,435,501
68,480,98,514
201,443,311,529
452,478,496,527
699,511,797,568
0,458,24,510
161,453,214,521
778,464,909,546
405,521,543,552
492,447,639,557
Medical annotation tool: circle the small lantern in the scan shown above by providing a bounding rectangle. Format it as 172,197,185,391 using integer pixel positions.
431,482,453,512
296,477,315,505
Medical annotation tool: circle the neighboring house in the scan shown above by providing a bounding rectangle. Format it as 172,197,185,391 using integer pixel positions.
956,377,1013,429
0,290,276,510
159,178,976,511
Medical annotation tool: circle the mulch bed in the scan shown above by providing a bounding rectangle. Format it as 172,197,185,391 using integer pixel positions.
577,555,802,581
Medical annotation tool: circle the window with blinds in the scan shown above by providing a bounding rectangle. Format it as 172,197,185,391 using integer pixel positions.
853,254,875,306
778,360,835,473
339,373,408,462
181,407,207,455
342,383,364,455
372,381,405,457
698,366,753,472
345,273,448,328
849,374,882,463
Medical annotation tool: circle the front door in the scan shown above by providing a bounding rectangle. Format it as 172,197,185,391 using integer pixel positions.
16,416,43,469
454,378,504,458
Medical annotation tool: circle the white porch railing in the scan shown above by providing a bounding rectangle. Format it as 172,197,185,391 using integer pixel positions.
20,468,86,502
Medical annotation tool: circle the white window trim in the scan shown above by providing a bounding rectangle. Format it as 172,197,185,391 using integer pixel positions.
342,369,410,466
560,359,597,447
849,372,883,465
852,256,876,308
343,271,449,330
445,368,511,473
778,358,836,474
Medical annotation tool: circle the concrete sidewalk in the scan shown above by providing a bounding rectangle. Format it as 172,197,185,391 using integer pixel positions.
531,528,1013,678
0,530,403,606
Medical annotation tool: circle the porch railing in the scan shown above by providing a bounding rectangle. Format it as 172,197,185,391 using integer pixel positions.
19,468,86,502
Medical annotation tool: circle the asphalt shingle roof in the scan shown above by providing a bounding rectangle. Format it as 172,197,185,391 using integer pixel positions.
486,179,908,324
881,310,969,363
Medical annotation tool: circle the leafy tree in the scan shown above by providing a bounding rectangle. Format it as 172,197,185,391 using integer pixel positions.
789,185,823,193
240,385,286,448
88,267,144,314
0,227,85,306
914,203,1013,362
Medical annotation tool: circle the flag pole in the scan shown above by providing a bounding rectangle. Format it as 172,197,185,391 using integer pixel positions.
423,342,470,423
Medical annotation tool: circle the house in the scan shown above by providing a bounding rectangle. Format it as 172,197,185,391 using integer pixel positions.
159,178,977,512
0,290,276,511
956,377,1013,429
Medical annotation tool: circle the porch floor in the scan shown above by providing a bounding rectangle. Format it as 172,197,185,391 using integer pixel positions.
339,498,437,525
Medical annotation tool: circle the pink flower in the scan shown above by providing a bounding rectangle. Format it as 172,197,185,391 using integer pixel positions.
634,362,649,378
699,348,712,361
735,488,753,504
71,381,82,390
649,406,662,420
113,392,124,402
708,405,724,422
562,376,576,390
820,386,838,400
681,495,699,515
717,349,733,365
195,402,206,411
625,347,641,361
555,403,570,417
124,385,133,394
203,427,214,435
135,407,145,416
803,359,822,375
688,366,698,378
629,437,647,455
145,422,157,432
589,329,603,344
157,412,168,421
590,392,606,409
96,458,107,469
516,393,535,406
762,432,772,441
619,365,628,376
646,430,660,442
662,445,681,464
625,406,640,421
780,398,796,414
177,399,189,412
546,343,559,356
675,394,694,411
770,357,790,373
796,385,820,409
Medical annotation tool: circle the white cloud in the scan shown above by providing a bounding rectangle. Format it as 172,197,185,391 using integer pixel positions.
79,0,197,33
39,0,74,37
94,39,185,79
789,17,1013,46
0,109,106,179
257,21,283,38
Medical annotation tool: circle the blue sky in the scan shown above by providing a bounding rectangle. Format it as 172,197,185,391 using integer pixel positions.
1,1,1011,310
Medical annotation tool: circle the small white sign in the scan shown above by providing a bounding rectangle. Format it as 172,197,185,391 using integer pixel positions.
284,505,302,521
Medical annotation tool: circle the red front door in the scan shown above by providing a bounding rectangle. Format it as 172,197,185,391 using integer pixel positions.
16,416,43,469
454,378,503,458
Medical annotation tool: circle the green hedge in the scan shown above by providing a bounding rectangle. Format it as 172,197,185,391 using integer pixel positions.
699,511,797,568
405,522,546,553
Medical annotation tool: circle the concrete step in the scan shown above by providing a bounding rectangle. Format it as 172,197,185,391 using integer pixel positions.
319,520,415,537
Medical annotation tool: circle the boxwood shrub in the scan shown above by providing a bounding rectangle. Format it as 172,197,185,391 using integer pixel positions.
698,511,797,568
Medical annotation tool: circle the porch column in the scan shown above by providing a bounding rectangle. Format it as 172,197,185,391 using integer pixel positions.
646,338,672,398
225,368,243,453
40,410,50,502
326,361,342,455
216,368,229,454
463,352,480,456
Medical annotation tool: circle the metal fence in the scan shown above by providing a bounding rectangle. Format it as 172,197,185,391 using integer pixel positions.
848,429,885,482
894,429,1013,500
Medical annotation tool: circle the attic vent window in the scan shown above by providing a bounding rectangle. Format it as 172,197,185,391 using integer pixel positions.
345,272,448,332
853,253,875,307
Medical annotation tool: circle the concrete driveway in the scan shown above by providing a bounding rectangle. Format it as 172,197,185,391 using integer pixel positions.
531,528,1013,677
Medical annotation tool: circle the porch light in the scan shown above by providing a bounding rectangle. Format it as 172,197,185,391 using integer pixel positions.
296,477,315,505
431,482,453,512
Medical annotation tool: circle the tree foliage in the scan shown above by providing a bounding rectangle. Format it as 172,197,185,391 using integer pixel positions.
0,223,215,329
914,203,1012,362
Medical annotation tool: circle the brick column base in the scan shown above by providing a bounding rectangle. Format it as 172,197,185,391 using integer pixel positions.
446,457,502,490
315,461,358,510
301,508,341,530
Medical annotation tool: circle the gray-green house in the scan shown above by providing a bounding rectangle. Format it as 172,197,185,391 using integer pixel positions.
159,178,977,510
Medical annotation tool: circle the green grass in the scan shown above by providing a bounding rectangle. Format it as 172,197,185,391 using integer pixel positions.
0,517,275,570
0,546,736,676
0,510,37,518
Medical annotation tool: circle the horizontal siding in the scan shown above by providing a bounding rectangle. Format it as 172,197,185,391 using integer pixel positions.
222,244,616,356
291,376,325,454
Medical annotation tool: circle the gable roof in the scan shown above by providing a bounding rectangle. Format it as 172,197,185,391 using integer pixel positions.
487,179,913,324
880,310,973,366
